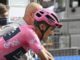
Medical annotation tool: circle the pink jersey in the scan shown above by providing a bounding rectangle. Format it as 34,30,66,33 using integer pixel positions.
0,25,42,60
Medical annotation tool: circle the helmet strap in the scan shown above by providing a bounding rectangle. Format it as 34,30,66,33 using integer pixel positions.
34,20,50,40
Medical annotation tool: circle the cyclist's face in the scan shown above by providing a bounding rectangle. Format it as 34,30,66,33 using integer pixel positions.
43,27,55,40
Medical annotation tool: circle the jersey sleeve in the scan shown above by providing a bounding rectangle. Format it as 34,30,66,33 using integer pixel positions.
24,28,42,54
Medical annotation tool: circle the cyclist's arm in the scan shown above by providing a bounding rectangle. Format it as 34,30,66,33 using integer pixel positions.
25,28,53,60
41,46,54,60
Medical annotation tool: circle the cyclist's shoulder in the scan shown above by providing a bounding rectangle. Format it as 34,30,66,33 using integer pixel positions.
20,25,37,36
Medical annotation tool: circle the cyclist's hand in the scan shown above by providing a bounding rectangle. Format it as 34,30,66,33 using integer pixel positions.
48,56,54,60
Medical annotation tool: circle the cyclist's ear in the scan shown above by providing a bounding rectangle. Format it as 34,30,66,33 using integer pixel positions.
39,24,47,31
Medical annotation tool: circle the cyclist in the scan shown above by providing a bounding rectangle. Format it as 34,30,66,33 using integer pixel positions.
0,9,62,60
0,2,43,60
23,2,43,25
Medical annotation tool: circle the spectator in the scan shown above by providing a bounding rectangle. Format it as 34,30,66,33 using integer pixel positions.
0,3,9,36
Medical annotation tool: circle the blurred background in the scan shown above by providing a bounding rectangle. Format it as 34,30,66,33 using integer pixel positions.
1,0,80,60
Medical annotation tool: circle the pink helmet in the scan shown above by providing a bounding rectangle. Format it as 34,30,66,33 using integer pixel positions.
34,9,62,28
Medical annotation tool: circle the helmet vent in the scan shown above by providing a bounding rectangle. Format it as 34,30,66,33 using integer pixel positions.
36,13,41,17
40,11,44,14
45,15,54,22
51,13,58,22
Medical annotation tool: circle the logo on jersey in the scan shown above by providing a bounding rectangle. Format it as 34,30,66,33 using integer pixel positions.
3,28,20,41
5,47,26,60
4,40,20,48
